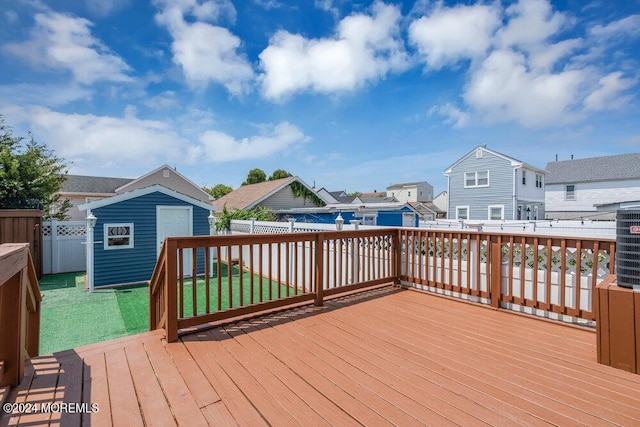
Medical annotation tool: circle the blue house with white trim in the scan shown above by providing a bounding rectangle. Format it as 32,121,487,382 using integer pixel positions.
79,185,215,289
276,202,420,227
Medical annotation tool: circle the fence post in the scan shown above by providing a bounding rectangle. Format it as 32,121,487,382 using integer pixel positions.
490,235,502,309
288,218,295,233
250,218,256,234
51,219,58,274
314,234,324,307
165,239,178,342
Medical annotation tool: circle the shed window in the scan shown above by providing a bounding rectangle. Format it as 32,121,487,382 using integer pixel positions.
362,214,377,226
104,223,134,249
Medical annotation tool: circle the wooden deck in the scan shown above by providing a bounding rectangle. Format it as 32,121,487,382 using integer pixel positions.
3,285,640,426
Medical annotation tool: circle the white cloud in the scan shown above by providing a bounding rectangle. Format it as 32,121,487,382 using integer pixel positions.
408,3,501,70
259,1,408,101
0,83,92,108
410,0,636,128
495,0,568,50
154,0,253,94
3,12,131,85
189,122,309,162
85,0,131,17
464,49,586,127
1,106,183,171
583,72,636,111
429,103,471,128
589,15,640,39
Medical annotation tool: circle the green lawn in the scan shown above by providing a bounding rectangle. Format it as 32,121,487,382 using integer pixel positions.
38,263,298,354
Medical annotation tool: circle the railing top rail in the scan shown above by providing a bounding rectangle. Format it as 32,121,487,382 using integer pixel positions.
0,243,30,285
168,228,399,247
404,228,616,244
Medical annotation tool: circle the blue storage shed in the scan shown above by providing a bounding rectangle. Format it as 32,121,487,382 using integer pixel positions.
277,202,420,227
79,185,215,289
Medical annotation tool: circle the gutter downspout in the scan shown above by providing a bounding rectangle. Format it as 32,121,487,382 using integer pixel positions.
513,165,522,221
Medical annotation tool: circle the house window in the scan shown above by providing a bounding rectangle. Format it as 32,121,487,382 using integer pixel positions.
535,174,543,188
488,205,504,220
362,214,376,226
104,223,134,249
464,171,489,188
476,148,483,159
565,184,576,201
408,191,411,197
456,206,469,220
522,171,526,185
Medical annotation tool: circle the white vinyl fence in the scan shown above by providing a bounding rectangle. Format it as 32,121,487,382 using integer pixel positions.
419,219,616,238
42,220,86,274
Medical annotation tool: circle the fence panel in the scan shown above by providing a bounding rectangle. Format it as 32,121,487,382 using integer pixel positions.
42,220,86,274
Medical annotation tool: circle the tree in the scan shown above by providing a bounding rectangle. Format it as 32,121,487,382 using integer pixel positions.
0,118,70,219
202,183,233,199
215,206,274,231
242,168,267,186
269,169,292,180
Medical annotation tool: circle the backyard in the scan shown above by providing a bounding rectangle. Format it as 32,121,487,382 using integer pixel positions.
39,262,292,354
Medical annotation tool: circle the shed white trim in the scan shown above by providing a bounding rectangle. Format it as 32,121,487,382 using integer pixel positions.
78,184,215,212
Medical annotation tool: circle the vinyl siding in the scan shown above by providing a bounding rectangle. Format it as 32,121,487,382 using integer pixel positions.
516,168,545,203
448,151,515,220
545,179,640,214
92,191,210,287
261,186,323,210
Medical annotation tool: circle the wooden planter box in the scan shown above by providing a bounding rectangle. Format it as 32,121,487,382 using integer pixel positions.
596,276,640,374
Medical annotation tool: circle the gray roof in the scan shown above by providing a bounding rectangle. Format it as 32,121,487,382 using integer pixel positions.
387,181,430,190
545,153,640,184
61,175,134,194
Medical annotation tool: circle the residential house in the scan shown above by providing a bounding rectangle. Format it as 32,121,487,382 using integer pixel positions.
58,175,133,220
386,181,434,203
444,146,546,221
545,153,640,220
278,201,420,227
79,185,215,289
432,191,448,218
212,176,332,212
58,165,212,220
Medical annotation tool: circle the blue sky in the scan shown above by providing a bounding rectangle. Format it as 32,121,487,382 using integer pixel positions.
1,0,639,195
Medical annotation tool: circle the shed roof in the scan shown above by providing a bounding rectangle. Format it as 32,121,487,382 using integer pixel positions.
61,175,134,194
78,184,215,212
545,153,640,184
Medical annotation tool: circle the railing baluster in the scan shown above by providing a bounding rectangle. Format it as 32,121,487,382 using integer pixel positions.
205,247,211,314
227,245,233,308
239,244,244,306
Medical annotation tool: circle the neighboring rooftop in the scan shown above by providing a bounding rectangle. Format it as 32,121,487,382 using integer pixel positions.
212,177,298,211
387,181,429,190
61,175,134,194
546,153,640,184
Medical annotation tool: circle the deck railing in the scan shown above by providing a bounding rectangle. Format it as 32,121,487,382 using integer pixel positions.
150,229,398,341
0,243,41,387
150,228,615,341
399,229,615,322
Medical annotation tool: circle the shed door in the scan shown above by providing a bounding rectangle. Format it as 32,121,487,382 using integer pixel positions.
402,213,415,227
157,206,193,275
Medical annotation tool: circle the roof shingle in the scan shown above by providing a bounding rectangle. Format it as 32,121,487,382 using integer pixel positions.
545,153,640,184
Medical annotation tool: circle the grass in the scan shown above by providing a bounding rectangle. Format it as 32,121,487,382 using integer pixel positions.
38,262,298,354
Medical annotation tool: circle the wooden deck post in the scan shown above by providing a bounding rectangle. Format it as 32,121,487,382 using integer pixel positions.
490,236,502,309
596,275,639,374
393,230,402,285
314,234,324,307
165,239,179,342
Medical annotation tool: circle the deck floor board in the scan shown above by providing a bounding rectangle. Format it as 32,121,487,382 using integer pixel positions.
3,285,640,426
